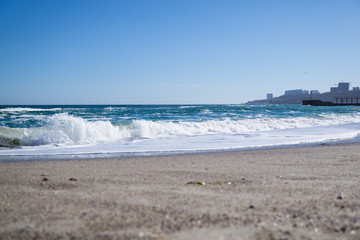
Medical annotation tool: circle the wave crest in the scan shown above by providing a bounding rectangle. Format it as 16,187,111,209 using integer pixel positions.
0,113,129,147
1,112,360,147
0,107,62,112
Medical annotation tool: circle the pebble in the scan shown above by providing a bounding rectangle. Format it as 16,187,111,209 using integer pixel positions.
337,193,343,200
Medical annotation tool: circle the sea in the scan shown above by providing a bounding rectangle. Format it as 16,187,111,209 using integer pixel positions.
1,104,360,161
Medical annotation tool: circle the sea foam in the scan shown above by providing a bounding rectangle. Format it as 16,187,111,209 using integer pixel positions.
1,111,360,148
1,104,360,158
0,107,62,112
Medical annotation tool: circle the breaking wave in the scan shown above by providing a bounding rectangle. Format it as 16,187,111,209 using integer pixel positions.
0,107,62,112
1,112,360,148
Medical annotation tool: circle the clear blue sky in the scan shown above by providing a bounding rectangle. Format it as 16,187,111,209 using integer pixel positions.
1,0,359,104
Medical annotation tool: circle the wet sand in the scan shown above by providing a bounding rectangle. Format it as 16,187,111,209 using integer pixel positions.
0,143,360,239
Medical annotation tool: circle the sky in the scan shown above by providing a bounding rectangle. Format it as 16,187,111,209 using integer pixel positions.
1,0,360,105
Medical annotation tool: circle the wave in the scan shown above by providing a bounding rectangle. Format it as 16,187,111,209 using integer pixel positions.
0,114,128,147
0,127,25,147
0,107,62,112
179,106,198,109
104,106,128,111
124,115,360,138
1,112,360,148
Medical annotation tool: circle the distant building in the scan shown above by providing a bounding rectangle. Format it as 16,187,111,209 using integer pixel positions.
285,89,309,96
338,82,350,92
310,90,320,95
246,81,360,105
330,87,338,93
331,82,350,93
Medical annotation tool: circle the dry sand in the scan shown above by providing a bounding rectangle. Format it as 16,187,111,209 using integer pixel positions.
0,143,360,239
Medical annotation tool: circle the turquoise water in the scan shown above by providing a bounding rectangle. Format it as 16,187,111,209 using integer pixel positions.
1,104,360,160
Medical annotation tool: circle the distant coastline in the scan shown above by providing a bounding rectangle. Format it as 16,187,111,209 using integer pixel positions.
246,93,308,105
246,82,360,105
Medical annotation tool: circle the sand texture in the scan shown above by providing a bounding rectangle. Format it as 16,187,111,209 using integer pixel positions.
1,144,360,239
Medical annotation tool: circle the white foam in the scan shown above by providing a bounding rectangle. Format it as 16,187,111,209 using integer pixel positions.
124,113,360,139
0,107,62,112
3,112,360,146
201,109,213,114
25,113,129,145
104,107,127,111
1,123,359,157
2,112,360,157
179,106,197,109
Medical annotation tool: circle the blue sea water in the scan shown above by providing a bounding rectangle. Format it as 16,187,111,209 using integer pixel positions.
1,104,360,161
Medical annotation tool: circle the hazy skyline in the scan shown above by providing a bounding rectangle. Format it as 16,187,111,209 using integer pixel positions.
1,0,360,105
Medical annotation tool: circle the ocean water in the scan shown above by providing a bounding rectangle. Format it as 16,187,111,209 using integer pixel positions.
1,104,360,161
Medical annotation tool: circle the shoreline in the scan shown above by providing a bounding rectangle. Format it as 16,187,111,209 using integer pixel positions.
2,137,360,162
1,143,359,239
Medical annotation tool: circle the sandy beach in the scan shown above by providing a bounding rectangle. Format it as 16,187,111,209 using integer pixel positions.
1,143,359,239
